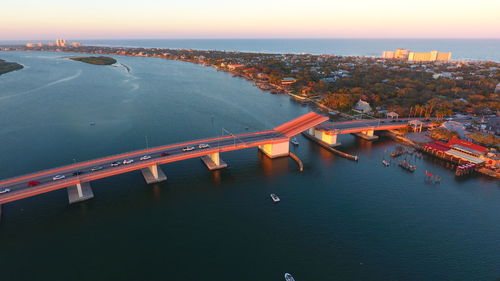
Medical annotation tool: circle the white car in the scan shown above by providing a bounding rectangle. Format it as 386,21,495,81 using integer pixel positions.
110,161,121,167
182,146,195,152
53,175,66,181
123,159,134,164
139,155,152,161
198,143,210,149
0,188,11,194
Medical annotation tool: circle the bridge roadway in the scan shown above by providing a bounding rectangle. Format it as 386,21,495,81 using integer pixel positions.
0,130,286,205
317,118,430,134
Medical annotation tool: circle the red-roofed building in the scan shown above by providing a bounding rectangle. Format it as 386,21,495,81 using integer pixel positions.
446,137,487,156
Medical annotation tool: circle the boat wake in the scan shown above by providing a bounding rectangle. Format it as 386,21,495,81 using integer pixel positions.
0,70,82,100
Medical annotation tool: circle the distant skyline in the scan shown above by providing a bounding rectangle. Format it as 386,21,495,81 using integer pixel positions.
1,0,499,40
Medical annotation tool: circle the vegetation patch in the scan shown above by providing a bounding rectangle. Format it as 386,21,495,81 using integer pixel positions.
0,59,23,76
70,56,117,65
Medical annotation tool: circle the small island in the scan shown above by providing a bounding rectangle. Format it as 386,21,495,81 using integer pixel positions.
69,56,117,65
0,59,23,76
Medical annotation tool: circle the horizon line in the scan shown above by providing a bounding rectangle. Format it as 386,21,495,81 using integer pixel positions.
2,37,500,41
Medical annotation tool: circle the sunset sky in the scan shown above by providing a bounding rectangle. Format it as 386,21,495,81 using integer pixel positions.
1,0,499,40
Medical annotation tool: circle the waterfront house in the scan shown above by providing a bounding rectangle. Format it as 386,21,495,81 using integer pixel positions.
353,99,372,114
386,111,399,119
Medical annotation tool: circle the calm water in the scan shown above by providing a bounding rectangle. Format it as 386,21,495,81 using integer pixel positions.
0,51,499,281
3,39,499,61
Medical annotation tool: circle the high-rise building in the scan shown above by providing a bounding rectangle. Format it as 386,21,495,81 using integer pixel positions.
408,50,452,62
394,48,410,60
382,48,452,62
56,39,67,47
382,51,395,59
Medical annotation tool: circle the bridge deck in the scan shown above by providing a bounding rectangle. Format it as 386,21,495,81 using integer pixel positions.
274,112,329,137
317,118,429,134
0,130,287,205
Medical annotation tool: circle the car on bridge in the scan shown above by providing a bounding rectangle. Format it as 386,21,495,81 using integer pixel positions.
0,188,11,194
110,161,121,167
28,180,40,186
123,159,134,164
72,171,84,176
91,166,103,172
52,175,65,181
198,143,210,149
182,146,195,152
160,152,169,157
140,155,152,161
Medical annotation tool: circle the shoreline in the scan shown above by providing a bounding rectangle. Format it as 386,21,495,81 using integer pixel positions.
1,47,498,178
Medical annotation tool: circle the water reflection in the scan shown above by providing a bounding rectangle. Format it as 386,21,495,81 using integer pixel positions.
258,151,289,177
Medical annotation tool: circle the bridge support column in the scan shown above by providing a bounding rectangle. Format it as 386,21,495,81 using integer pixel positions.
308,127,341,146
258,141,289,158
201,152,228,170
67,182,94,204
141,164,167,184
353,129,379,140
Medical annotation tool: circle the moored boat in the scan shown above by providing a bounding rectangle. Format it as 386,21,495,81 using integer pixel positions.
290,137,299,146
382,159,390,166
398,159,416,172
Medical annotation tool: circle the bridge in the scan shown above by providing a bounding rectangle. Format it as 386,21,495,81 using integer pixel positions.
0,112,328,210
0,113,432,219
307,118,431,146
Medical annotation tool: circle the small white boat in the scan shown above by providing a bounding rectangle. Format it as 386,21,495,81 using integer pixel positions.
284,273,295,281
290,137,299,146
382,159,390,166
270,193,280,202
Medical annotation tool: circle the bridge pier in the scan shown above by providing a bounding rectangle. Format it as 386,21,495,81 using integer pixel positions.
258,141,289,158
141,164,167,184
201,152,228,170
353,129,379,141
308,127,341,146
67,182,94,204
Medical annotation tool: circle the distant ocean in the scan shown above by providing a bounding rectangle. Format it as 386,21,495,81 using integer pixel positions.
1,39,500,61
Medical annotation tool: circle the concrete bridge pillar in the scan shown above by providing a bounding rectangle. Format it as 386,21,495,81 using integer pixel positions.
308,127,340,147
322,132,340,146
141,164,167,184
353,129,379,140
201,152,228,170
67,182,94,204
258,141,289,158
